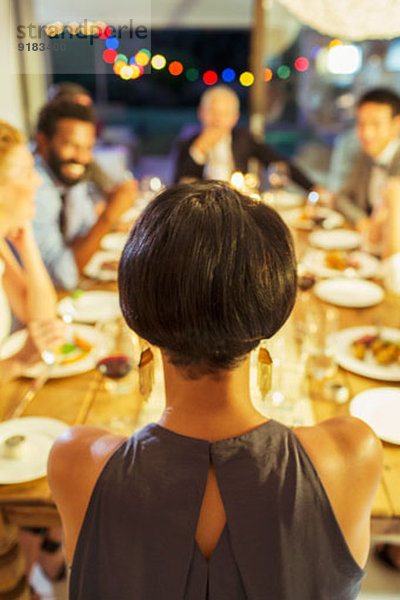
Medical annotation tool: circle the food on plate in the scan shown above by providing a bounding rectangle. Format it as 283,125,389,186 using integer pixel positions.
351,334,400,365
100,259,119,271
325,251,359,271
57,334,93,365
3,435,26,460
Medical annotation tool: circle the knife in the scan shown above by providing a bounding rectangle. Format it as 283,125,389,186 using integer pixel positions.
10,364,54,420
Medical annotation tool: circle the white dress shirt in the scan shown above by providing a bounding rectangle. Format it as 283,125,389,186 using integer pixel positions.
368,139,400,210
189,135,235,182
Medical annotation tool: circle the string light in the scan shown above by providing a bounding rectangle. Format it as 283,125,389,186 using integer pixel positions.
329,39,343,48
203,70,218,85
130,65,143,79
294,57,309,72
103,49,118,64
151,54,166,70
99,25,358,84
239,71,254,86
264,68,273,82
98,25,112,39
136,51,150,66
222,68,235,82
186,68,199,82
113,60,126,75
169,61,183,76
105,37,119,50
120,66,134,80
277,65,291,79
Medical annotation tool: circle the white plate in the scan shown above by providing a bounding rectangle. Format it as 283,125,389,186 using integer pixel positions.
350,388,400,444
100,232,129,254
302,250,380,279
262,190,304,208
283,207,344,230
309,229,362,250
0,324,110,378
314,279,384,307
83,251,120,281
332,326,400,381
120,207,141,223
0,417,68,483
57,291,121,324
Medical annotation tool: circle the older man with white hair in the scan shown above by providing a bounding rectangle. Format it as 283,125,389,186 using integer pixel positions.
174,85,314,190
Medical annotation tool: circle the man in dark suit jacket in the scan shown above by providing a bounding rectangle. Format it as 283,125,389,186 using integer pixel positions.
336,88,400,227
173,86,314,191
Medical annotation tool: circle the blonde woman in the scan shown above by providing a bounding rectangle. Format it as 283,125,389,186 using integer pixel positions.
0,121,67,596
0,120,65,379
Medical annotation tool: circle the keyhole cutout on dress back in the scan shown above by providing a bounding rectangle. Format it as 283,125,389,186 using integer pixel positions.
195,464,227,561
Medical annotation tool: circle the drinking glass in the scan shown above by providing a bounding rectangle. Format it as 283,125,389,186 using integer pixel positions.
95,318,139,395
305,306,339,386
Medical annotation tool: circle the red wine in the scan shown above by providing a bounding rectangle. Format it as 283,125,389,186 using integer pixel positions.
96,355,133,379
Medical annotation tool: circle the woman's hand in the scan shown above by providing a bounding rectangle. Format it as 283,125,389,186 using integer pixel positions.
28,319,67,355
5,221,35,255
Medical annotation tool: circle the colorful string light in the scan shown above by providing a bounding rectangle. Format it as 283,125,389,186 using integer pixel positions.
203,70,218,85
186,67,199,82
277,65,291,79
169,61,184,76
239,71,254,86
222,68,235,82
91,22,349,85
294,57,309,72
264,68,273,82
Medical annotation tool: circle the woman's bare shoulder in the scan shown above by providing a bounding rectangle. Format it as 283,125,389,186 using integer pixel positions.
48,425,126,488
293,416,383,567
293,416,382,472
47,426,127,563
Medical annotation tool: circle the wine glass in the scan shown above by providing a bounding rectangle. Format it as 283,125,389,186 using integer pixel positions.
96,318,139,395
266,161,290,190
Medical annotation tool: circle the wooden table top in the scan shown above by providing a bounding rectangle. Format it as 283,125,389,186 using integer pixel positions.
0,266,399,535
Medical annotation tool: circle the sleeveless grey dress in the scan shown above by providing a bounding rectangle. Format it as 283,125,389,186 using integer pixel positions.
70,420,364,599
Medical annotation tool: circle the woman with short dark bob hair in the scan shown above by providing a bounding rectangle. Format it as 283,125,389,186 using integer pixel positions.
49,181,382,600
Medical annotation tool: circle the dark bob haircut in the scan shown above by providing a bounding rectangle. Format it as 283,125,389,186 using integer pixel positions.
119,181,297,377
358,87,400,117
37,99,96,139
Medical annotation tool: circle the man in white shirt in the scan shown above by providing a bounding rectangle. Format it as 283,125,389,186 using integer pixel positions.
336,88,400,228
174,86,314,191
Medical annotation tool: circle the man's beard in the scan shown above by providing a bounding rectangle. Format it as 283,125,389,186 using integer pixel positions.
47,147,90,187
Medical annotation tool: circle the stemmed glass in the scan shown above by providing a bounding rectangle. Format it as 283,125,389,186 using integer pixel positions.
95,318,138,395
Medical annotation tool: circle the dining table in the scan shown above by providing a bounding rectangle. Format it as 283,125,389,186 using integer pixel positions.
0,194,400,598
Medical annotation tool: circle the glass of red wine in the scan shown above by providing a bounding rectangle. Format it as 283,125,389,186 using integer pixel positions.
96,319,138,395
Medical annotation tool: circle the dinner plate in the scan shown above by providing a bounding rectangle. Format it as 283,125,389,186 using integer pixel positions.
262,190,304,208
350,388,400,444
309,229,362,250
120,206,141,223
83,251,119,281
314,279,384,307
332,326,400,381
0,324,110,378
0,417,68,484
283,208,344,230
100,232,129,254
57,291,121,324
302,250,380,279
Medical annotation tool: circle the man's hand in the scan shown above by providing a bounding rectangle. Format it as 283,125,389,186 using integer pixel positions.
104,180,138,225
191,127,226,156
310,186,334,208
